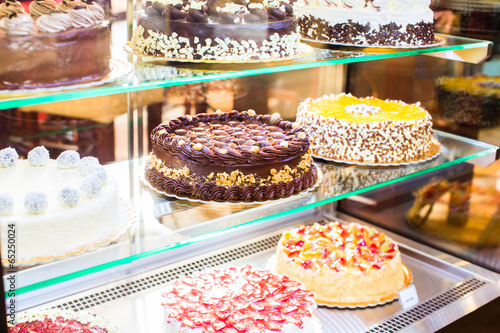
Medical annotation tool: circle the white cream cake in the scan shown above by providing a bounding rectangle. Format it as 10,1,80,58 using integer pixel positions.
0,146,121,264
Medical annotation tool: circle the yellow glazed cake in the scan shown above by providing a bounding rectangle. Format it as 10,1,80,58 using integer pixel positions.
296,93,439,164
274,222,409,306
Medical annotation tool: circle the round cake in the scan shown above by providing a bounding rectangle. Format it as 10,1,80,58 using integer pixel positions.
0,146,122,264
9,309,118,333
274,222,409,306
295,0,435,47
436,76,500,126
129,0,302,61
161,265,316,332
0,0,111,90
145,110,318,202
296,93,439,164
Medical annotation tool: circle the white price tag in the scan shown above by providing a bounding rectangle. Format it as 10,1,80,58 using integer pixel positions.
398,284,419,310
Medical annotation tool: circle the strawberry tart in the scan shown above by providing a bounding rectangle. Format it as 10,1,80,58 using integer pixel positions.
8,309,118,332
274,222,410,306
161,265,317,332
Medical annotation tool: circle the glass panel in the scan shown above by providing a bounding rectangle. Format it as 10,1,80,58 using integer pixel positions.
11,130,498,295
0,35,491,111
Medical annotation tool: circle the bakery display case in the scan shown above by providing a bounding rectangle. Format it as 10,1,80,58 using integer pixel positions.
1,0,500,332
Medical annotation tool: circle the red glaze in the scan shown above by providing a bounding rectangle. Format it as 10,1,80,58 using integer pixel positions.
9,317,108,333
162,265,315,332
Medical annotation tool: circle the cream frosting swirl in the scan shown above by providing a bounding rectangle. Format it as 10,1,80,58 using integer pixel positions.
342,0,366,9
0,1,25,19
68,7,96,28
29,0,58,17
1,13,35,36
86,3,105,24
57,0,82,13
36,12,73,33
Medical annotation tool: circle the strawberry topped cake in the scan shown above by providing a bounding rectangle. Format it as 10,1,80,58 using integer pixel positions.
274,222,410,306
161,265,316,332
9,309,118,332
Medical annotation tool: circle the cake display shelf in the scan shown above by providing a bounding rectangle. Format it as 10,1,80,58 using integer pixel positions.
0,35,491,111
21,218,500,333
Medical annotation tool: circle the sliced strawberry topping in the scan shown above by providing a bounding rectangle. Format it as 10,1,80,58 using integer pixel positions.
10,317,108,333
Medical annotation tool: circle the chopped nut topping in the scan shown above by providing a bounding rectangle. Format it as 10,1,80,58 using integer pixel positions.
271,112,281,119
219,148,228,154
292,122,300,129
248,109,256,117
193,143,203,151
158,129,167,135
216,109,224,116
280,141,289,148
250,146,259,153
297,132,306,139
178,139,186,145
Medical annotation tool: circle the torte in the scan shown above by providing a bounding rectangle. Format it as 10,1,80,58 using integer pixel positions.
274,222,409,306
0,0,111,90
9,309,118,333
295,0,435,47
436,76,500,126
162,265,316,332
0,146,122,264
145,110,318,202
129,0,302,61
296,93,439,164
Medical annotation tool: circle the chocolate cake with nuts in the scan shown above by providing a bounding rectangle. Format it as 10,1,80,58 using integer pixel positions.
145,110,318,202
129,0,301,61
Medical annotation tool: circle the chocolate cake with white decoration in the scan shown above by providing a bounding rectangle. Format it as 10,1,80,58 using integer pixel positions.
145,110,318,202
295,0,435,47
129,0,301,61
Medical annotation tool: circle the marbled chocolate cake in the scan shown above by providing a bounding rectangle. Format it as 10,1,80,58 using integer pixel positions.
129,0,301,61
145,110,318,202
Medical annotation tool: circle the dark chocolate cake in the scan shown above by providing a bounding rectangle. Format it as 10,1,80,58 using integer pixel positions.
0,1,111,90
129,0,301,61
145,110,318,202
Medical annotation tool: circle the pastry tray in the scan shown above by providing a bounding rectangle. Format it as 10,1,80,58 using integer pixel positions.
20,217,499,333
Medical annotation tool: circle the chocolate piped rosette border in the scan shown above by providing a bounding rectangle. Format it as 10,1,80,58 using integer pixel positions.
143,110,322,204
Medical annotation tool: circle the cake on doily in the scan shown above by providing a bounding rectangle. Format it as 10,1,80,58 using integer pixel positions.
295,0,435,47
129,0,302,61
274,222,409,306
436,76,500,126
8,309,118,332
162,265,316,332
0,146,122,264
0,0,111,90
296,93,439,164
145,110,318,202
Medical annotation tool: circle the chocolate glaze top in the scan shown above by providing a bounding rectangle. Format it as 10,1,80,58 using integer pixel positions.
151,110,310,167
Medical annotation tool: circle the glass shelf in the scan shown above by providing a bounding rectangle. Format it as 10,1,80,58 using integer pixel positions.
0,34,491,111
11,130,499,295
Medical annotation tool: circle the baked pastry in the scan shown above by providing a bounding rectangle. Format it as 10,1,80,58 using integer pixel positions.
296,93,439,164
274,222,409,306
436,76,500,126
9,309,118,332
145,110,318,202
407,180,500,246
129,0,302,61
0,146,122,264
162,265,316,332
0,0,111,90
295,0,435,47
